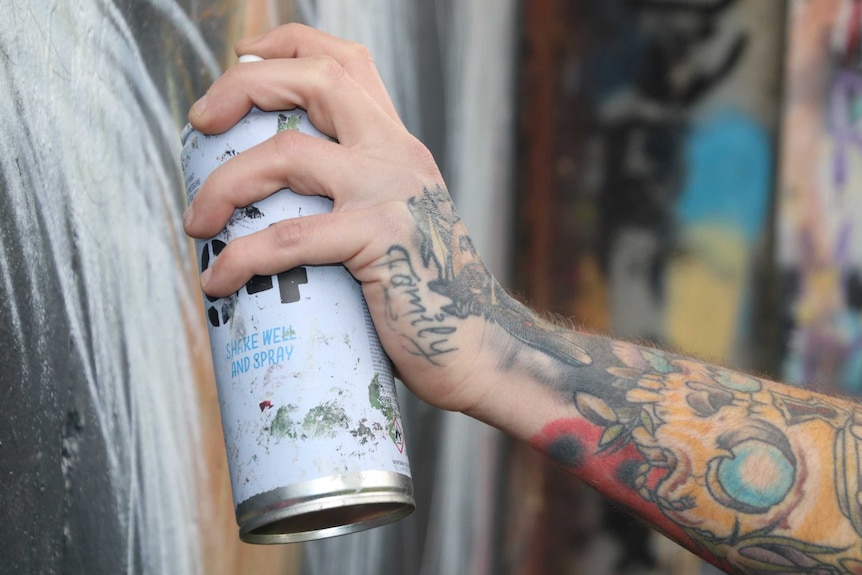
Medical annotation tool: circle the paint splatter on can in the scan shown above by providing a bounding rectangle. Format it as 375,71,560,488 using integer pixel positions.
180,90,413,543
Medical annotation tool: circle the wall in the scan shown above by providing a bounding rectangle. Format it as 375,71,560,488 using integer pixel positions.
778,0,862,397
0,1,294,573
514,1,786,574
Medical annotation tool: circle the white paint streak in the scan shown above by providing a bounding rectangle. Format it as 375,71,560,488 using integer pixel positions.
148,0,222,80
0,1,216,573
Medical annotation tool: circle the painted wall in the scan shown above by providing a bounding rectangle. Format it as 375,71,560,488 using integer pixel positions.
515,1,786,574
778,0,862,396
0,1,295,573
13,1,846,574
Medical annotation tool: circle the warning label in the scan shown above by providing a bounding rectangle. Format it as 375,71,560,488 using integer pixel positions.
392,417,405,453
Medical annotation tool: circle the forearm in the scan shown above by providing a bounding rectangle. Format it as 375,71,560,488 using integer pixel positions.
468,316,862,574
357,182,862,573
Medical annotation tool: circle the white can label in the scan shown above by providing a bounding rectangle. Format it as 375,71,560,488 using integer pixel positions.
181,109,411,507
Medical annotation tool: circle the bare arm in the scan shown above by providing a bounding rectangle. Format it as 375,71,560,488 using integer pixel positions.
185,24,862,574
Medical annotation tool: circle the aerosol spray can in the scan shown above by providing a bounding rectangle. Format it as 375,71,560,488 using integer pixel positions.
180,55,413,544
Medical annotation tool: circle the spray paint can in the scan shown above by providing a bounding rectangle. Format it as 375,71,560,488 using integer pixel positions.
180,58,413,544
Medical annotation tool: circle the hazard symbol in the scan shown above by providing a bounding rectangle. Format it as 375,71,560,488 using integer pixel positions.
392,417,405,453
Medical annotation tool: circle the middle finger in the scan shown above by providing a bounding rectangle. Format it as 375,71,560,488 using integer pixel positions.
189,57,402,147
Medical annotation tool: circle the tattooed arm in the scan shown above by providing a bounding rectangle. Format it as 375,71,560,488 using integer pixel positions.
494,334,862,575
185,24,862,575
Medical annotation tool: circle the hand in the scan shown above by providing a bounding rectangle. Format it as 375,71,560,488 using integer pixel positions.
183,24,499,414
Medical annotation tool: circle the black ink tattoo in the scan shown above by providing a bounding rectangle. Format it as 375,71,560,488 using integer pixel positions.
377,245,458,365
397,186,590,367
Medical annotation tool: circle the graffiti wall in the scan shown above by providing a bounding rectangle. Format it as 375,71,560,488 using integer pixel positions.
514,0,786,573
0,1,287,574
778,0,862,396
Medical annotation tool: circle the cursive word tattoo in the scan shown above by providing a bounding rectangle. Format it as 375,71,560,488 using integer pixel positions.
376,244,458,365
377,185,591,367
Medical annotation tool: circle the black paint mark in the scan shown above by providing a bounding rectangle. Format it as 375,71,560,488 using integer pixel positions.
239,205,264,220
847,270,862,311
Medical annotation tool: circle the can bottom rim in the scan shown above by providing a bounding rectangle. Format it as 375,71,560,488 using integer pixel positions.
236,470,414,544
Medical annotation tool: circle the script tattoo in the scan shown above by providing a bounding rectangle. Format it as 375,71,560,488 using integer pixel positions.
378,186,591,367
377,244,458,365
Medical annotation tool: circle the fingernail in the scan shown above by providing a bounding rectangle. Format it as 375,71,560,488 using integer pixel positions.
200,268,213,288
192,94,207,116
183,204,195,228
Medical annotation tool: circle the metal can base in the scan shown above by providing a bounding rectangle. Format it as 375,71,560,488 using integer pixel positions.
237,471,414,544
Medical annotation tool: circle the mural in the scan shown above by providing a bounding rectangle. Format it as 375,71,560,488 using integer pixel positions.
514,0,785,574
778,0,862,396
0,1,249,573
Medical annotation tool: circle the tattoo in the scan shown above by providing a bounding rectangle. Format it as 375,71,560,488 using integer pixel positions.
376,244,458,365
376,186,590,366
534,340,862,573
380,185,862,571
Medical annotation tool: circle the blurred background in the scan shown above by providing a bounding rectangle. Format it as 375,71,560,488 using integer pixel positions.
1,0,860,573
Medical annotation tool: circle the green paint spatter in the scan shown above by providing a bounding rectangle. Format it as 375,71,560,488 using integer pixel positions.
269,405,298,441
369,374,395,421
350,418,376,445
277,113,302,132
302,401,350,438
368,374,399,444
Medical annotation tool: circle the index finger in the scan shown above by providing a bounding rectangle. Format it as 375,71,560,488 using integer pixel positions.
236,23,403,127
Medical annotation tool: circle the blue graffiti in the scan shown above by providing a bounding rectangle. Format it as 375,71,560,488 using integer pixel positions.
676,108,772,243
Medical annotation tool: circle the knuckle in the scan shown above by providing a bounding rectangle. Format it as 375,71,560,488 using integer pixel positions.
345,41,374,66
312,55,348,84
220,62,256,98
283,22,305,36
271,128,303,155
272,218,306,249
222,61,246,85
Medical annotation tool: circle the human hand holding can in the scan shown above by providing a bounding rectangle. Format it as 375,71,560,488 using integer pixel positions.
181,54,413,544
183,24,506,540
